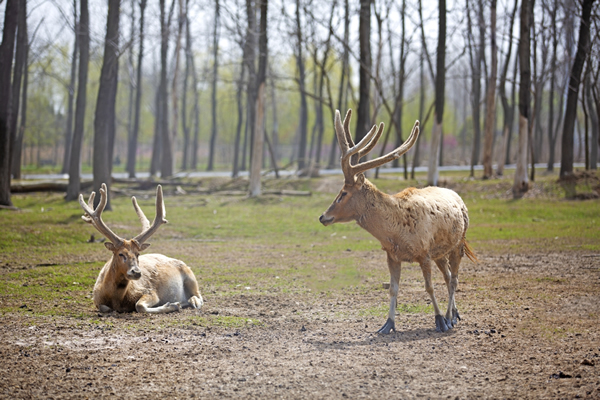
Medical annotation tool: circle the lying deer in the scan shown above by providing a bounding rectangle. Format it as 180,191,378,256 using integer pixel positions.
80,183,203,314
319,110,476,333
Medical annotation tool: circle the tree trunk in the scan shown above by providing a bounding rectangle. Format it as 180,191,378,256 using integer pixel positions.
241,0,257,173
66,0,89,201
125,0,135,176
411,45,426,180
207,0,220,171
181,0,191,171
327,0,349,169
156,0,174,178
393,0,407,178
127,0,146,178
0,0,18,207
249,0,267,197
513,0,531,198
426,0,446,186
294,0,308,172
92,0,120,209
482,0,497,179
11,8,28,181
190,20,200,171
546,0,559,172
560,0,595,179
61,0,78,175
9,0,27,178
585,71,598,169
468,0,484,177
169,0,184,174
355,0,371,144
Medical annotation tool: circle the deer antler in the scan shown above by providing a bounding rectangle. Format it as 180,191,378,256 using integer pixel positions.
79,183,124,246
132,185,168,245
335,109,420,184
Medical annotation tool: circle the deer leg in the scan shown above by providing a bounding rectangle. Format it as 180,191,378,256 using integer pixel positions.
136,293,181,314
377,254,401,334
183,275,203,310
447,247,462,326
420,257,449,332
434,256,454,328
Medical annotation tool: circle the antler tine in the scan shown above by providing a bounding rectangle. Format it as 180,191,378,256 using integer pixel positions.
79,183,124,245
335,110,350,153
357,123,385,159
132,185,169,245
350,120,420,177
342,109,355,147
131,196,150,231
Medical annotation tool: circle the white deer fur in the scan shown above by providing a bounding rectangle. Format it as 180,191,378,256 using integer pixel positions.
80,184,203,314
320,109,476,333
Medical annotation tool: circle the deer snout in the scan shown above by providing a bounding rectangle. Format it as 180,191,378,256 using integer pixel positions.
319,214,334,226
127,267,142,280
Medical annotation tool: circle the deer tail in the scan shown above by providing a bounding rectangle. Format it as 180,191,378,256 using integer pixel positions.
462,238,478,263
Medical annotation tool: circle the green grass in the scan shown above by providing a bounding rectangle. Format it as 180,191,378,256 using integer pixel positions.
1,170,598,325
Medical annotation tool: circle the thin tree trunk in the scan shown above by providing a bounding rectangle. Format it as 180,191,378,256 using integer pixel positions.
513,0,531,198
355,0,371,144
207,0,220,171
482,0,497,179
585,66,598,169
66,0,89,201
0,0,18,207
327,0,349,169
125,0,135,175
9,0,27,178
560,0,595,179
92,0,120,209
411,45,425,180
169,0,184,175
393,0,407,178
181,0,191,171
159,0,174,178
232,57,246,176
190,22,200,170
127,0,146,178
426,0,446,186
468,0,484,177
11,8,28,181
249,0,267,197
61,0,78,175
294,0,308,172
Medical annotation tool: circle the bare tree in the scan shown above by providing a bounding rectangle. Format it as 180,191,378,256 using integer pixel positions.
0,0,18,207
496,0,518,176
169,0,185,174
294,0,308,172
61,0,78,175
66,0,89,201
181,0,191,171
127,0,147,178
513,0,531,198
482,0,497,179
249,0,267,197
355,0,372,144
560,0,596,179
92,0,120,209
9,0,27,179
426,0,446,186
207,0,221,171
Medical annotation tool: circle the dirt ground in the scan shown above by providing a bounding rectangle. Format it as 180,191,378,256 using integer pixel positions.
1,249,599,399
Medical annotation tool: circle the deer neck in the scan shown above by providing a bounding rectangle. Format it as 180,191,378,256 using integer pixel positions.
355,179,395,233
107,256,130,292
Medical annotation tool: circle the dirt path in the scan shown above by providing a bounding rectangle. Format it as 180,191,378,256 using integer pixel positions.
1,251,599,399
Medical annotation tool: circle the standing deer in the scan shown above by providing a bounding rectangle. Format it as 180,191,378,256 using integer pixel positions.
80,183,203,314
319,110,476,333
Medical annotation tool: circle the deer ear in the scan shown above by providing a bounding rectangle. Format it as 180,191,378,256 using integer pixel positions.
140,243,151,251
355,173,365,188
104,242,116,251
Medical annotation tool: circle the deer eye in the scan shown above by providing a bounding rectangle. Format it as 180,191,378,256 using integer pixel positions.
119,254,127,262
337,192,347,203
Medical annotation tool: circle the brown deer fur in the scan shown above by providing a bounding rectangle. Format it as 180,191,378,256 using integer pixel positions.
320,109,476,333
80,184,203,314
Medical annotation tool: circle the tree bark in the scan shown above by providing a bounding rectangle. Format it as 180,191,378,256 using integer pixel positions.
482,0,497,179
169,0,184,174
0,0,18,207
66,0,89,201
427,0,446,186
249,0,267,197
11,8,28,181
513,0,531,198
127,0,146,178
92,0,120,209
181,0,191,171
9,0,27,178
560,0,595,179
496,0,518,176
467,0,484,177
294,0,308,172
355,0,371,144
207,0,220,171
61,1,78,175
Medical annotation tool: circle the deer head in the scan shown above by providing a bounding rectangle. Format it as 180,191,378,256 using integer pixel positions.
319,109,420,226
80,184,168,281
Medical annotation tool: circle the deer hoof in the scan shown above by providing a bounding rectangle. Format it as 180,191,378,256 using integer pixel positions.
376,318,396,334
452,309,461,326
189,296,203,309
435,315,450,332
165,302,181,312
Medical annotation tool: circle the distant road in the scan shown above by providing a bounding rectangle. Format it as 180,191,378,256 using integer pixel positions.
21,163,590,181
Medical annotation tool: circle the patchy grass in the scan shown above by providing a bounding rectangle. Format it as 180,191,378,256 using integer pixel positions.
0,170,598,326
